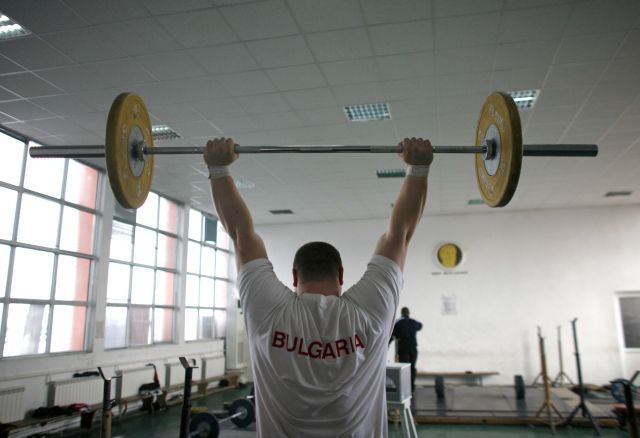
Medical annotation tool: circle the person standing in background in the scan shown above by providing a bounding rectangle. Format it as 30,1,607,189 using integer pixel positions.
391,307,423,393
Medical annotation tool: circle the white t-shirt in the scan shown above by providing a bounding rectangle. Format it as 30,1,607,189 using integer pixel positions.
238,255,402,437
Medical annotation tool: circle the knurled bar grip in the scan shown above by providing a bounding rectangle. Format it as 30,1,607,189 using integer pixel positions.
28,143,598,158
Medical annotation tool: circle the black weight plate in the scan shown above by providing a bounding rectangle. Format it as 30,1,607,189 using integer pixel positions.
515,375,525,400
435,376,445,400
229,398,255,428
189,412,219,438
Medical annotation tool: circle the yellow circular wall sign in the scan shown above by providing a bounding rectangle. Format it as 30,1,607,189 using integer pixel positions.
436,243,463,269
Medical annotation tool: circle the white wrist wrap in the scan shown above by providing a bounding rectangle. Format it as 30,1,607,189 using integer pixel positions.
208,165,231,179
406,164,430,178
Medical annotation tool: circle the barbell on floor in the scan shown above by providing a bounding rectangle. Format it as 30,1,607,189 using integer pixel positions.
28,91,598,209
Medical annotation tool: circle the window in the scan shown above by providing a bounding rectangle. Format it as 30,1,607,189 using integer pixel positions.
0,135,99,357
104,193,179,348
619,295,640,348
185,209,231,341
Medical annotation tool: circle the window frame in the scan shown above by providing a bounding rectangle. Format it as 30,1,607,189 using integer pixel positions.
0,132,102,358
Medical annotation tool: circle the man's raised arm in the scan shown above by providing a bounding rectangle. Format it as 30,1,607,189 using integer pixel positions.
375,138,433,270
204,138,267,268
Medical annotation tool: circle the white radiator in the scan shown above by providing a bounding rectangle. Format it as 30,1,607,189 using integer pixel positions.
118,366,159,399
0,386,25,422
165,362,185,388
49,377,103,407
202,354,225,380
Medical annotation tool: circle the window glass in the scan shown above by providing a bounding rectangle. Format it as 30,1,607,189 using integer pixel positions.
0,245,9,297
4,303,49,356
10,248,53,300
199,308,213,339
154,308,173,343
185,275,199,307
24,155,64,198
201,246,215,277
158,197,178,234
128,306,151,346
214,309,226,338
50,305,86,352
620,297,640,348
55,255,90,301
64,160,98,208
188,209,202,241
136,193,158,228
187,241,200,273
216,221,230,250
110,221,133,262
185,308,198,341
105,306,127,349
155,271,174,306
107,262,130,303
131,266,154,305
17,194,60,248
0,134,24,185
133,226,156,266
157,234,177,269
60,207,95,254
199,277,214,307
0,187,17,240
215,250,229,278
215,280,228,309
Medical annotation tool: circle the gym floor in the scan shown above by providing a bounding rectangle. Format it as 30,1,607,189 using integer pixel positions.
67,386,627,437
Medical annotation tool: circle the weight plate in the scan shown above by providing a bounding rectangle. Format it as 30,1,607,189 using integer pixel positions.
515,375,525,400
229,399,255,428
189,412,219,438
435,376,445,400
105,92,154,209
474,92,522,207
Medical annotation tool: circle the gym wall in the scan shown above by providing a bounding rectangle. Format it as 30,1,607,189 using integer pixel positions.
257,204,640,386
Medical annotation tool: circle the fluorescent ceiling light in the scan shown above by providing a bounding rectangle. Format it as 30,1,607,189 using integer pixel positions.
344,103,391,122
376,168,405,178
467,199,484,205
234,178,255,189
269,209,294,215
0,14,30,39
152,125,181,141
507,89,539,109
605,190,632,197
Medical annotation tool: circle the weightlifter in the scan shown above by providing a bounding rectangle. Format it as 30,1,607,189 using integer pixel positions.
204,137,433,436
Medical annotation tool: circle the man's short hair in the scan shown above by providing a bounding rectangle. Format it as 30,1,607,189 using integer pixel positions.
293,242,342,282
401,307,410,316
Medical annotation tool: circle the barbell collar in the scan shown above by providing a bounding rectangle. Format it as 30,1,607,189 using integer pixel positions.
28,143,598,158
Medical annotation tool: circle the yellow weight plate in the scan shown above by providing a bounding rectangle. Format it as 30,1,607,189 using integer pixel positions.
105,92,154,209
474,91,522,207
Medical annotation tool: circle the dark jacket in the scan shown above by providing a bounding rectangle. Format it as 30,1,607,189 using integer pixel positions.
391,316,423,350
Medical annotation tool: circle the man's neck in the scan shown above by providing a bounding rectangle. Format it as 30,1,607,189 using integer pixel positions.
297,280,341,297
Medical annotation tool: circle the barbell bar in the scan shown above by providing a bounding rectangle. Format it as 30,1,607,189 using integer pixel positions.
27,91,599,210
28,143,598,158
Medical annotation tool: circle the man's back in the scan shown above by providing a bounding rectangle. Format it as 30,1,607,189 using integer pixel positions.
393,316,423,348
239,256,402,437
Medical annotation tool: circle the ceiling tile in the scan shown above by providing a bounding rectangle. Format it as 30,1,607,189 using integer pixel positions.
171,120,222,139
527,106,580,125
600,57,640,86
0,0,88,34
138,0,213,14
221,0,298,40
149,103,206,124
266,64,326,91
617,29,640,59
84,59,157,88
0,86,20,102
2,121,52,138
436,46,495,75
297,107,345,126
0,73,62,98
283,88,338,110
36,65,113,93
306,28,373,62
191,98,247,119
544,62,608,89
65,0,149,24
498,4,573,43
438,93,486,115
189,44,259,74
250,112,301,131
556,32,626,65
320,58,379,85
75,88,123,112
216,71,277,96
0,37,73,71
26,117,88,136
155,9,237,48
382,77,436,101
43,28,124,63
369,20,434,56
135,51,205,81
437,72,491,96
29,95,96,117
100,18,182,56
287,0,363,33
586,82,640,106
435,13,500,49
377,52,435,80
433,0,502,17
363,0,431,24
0,55,24,75
331,82,384,106
535,87,591,108
236,93,291,115
245,36,314,68
576,103,627,122
0,100,55,121
564,0,640,36
494,40,559,71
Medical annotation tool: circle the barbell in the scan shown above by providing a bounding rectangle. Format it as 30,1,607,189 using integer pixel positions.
29,91,598,209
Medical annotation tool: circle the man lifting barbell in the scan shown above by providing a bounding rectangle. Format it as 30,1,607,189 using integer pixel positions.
204,136,432,436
